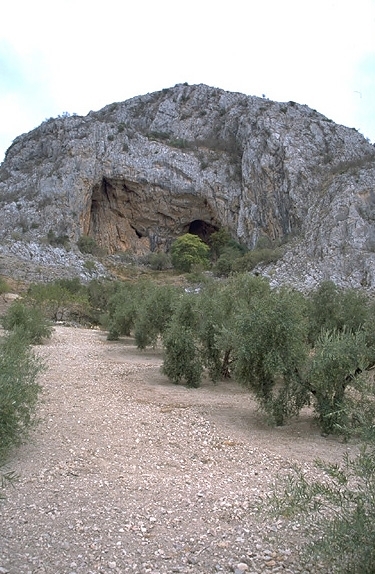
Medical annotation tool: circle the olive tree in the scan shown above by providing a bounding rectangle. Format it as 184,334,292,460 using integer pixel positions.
307,328,370,435
234,288,309,425
134,284,179,349
0,331,43,461
106,281,153,340
161,290,203,387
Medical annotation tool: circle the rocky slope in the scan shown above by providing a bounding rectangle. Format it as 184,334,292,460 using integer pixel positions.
0,83,375,288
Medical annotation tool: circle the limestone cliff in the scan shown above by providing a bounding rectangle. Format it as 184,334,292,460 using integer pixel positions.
0,83,375,288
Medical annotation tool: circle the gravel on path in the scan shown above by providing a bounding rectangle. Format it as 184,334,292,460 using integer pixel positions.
0,326,351,574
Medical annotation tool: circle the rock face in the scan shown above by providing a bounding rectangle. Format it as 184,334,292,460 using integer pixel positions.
0,83,375,288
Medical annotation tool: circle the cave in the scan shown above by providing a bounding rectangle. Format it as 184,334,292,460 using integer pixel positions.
187,219,218,243
85,176,221,254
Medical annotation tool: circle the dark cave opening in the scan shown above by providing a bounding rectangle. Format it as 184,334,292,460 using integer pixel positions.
130,224,143,239
188,219,218,242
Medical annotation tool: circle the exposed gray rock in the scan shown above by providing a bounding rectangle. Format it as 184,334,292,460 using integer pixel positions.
0,241,107,283
0,83,374,288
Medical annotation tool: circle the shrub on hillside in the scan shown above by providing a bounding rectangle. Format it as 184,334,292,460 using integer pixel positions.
55,277,85,295
0,278,10,295
170,233,210,273
213,245,244,276
231,246,283,272
208,228,232,261
77,234,102,255
47,229,70,249
363,301,375,364
147,252,171,271
213,254,235,277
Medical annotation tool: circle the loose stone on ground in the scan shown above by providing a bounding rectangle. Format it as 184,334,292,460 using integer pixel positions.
0,326,349,573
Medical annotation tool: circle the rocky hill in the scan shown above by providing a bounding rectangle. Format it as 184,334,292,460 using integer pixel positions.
0,83,375,288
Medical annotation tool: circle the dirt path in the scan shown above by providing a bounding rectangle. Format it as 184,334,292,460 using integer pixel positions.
0,326,352,574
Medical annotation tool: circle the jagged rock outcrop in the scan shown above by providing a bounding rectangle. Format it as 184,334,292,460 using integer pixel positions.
0,83,375,288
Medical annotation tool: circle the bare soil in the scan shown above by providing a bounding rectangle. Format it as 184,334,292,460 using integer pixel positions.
0,325,353,574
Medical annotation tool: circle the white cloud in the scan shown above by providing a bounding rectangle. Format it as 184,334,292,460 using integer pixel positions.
1,0,374,160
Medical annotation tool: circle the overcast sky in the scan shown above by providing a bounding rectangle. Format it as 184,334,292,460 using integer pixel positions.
1,0,374,162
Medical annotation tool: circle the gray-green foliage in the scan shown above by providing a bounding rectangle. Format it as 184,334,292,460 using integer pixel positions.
271,415,375,573
161,292,203,387
26,281,90,323
158,274,375,434
105,274,375,436
209,229,245,257
147,252,171,270
134,284,179,349
209,229,248,276
161,275,272,389
231,246,283,273
86,279,118,325
303,281,375,434
196,285,227,381
106,282,141,340
0,331,43,462
222,272,271,309
307,329,370,435
106,281,179,345
210,231,283,276
0,278,10,295
101,273,375,571
195,275,269,381
162,321,203,388
14,278,114,327
213,253,236,277
265,286,375,572
1,301,53,344
234,288,309,425
307,281,369,344
77,234,102,255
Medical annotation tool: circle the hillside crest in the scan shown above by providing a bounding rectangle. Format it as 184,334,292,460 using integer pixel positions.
1,83,375,288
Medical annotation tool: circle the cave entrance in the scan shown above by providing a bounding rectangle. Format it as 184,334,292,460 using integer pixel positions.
85,176,221,254
188,220,218,243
